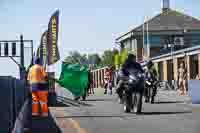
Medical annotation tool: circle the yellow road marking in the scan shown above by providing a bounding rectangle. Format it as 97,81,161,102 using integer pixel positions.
65,112,87,133
50,107,87,133
67,117,87,133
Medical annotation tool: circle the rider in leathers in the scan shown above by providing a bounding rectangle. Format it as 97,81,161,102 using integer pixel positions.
116,53,144,103
144,61,158,102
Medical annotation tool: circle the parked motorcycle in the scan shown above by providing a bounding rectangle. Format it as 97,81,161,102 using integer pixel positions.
121,70,145,114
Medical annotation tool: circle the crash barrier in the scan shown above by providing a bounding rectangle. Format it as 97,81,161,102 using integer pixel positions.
188,80,200,104
0,76,28,133
91,66,110,88
12,98,31,133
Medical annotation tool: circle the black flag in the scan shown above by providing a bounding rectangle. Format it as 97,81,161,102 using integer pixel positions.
36,30,48,66
47,10,60,65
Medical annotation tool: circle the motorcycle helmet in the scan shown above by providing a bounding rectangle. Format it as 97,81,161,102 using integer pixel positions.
127,52,136,62
147,60,153,68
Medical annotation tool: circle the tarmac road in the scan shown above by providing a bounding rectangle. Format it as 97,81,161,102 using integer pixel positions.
50,88,200,133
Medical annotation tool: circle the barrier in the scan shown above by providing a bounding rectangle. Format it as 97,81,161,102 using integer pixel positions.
188,80,200,104
0,76,27,132
12,98,31,133
0,76,14,133
91,66,109,88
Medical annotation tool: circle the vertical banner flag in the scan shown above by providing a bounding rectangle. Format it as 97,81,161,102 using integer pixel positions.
41,31,48,66
36,45,40,59
36,30,48,66
47,10,60,65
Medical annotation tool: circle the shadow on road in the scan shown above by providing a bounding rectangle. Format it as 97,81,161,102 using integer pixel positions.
154,101,185,104
31,114,62,133
84,99,114,102
138,111,192,115
53,101,70,107
57,96,93,107
55,115,135,118
79,101,93,107
55,110,192,119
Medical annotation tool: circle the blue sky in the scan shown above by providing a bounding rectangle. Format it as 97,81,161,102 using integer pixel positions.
0,0,199,78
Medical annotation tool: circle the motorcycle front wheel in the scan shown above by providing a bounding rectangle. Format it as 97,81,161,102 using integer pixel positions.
133,92,143,114
123,91,132,113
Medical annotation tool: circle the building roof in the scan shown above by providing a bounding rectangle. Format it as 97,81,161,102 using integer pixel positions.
116,9,200,41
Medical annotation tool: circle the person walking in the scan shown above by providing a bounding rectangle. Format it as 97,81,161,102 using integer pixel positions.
177,62,187,95
88,69,94,95
104,67,112,94
27,57,49,117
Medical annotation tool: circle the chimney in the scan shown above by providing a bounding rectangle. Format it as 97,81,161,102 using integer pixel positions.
161,0,170,12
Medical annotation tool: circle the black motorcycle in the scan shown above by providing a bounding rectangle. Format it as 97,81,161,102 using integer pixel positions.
144,71,158,104
121,70,145,114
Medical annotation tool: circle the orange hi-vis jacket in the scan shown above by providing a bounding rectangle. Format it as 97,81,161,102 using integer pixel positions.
27,64,48,91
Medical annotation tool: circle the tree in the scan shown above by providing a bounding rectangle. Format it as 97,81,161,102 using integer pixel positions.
101,50,114,67
63,49,116,68
64,51,87,64
88,53,101,65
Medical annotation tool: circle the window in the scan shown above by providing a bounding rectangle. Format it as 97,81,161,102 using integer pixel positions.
144,36,161,47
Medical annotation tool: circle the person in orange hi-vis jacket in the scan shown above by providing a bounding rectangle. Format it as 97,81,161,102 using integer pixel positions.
27,57,49,117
